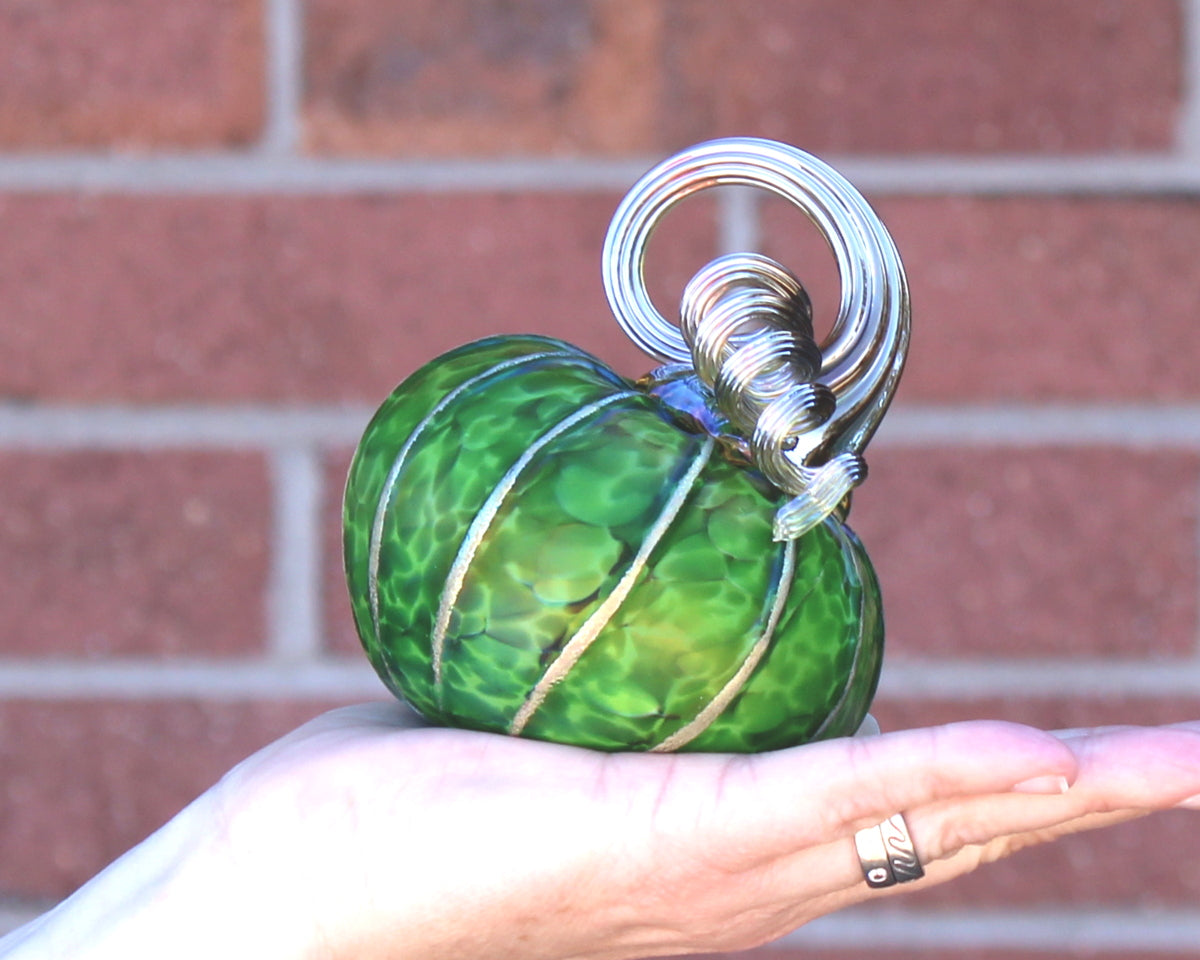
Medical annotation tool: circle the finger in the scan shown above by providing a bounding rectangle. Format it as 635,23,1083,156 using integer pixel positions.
1054,720,1200,746
908,724,1200,864
850,723,1200,904
744,799,1165,925
1058,724,1200,809
770,720,1076,839
878,808,1146,904
909,794,1146,874
729,722,1200,927
739,724,1200,907
647,720,1078,862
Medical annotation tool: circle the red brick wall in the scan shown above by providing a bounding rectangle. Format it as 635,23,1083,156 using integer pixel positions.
2,2,1199,956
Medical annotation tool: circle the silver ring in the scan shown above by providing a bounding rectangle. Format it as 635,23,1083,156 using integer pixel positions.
601,136,910,465
854,813,924,889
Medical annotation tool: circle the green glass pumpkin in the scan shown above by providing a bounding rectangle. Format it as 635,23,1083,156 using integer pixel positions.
343,334,883,753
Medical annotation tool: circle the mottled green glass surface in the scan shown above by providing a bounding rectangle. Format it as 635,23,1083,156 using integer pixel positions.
344,335,883,752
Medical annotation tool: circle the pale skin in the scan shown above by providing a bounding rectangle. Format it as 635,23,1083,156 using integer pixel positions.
4,703,1200,960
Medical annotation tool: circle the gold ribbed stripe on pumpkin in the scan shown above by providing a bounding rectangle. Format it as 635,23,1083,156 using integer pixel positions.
430,391,638,696
367,351,568,643
649,537,797,752
508,437,716,736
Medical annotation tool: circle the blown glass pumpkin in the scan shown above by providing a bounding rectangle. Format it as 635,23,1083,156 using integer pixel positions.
343,138,910,752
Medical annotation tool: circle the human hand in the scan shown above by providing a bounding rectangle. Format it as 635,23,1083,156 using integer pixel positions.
8,704,1200,960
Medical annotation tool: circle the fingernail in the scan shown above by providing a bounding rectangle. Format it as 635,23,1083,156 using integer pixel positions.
1011,774,1071,795
1176,793,1200,810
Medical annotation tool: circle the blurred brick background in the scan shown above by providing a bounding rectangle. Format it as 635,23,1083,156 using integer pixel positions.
2,2,1200,956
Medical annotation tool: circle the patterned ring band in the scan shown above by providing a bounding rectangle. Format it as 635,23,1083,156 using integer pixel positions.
854,813,925,889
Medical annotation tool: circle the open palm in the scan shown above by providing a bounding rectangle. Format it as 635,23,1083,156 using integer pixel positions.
189,703,1200,960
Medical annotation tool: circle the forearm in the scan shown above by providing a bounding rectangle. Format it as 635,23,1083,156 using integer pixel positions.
0,795,310,960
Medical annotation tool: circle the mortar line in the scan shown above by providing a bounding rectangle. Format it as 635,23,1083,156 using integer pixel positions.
0,659,384,699
1194,468,1200,659
268,445,324,662
872,404,1200,447
260,0,303,155
777,907,1200,953
3,902,1200,951
0,904,48,940
717,185,760,254
876,658,1200,699
0,406,375,448
0,155,651,194
2,657,1200,699
4,404,1200,449
2,154,1200,195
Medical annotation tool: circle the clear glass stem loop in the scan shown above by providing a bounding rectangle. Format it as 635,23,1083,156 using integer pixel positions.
602,137,910,467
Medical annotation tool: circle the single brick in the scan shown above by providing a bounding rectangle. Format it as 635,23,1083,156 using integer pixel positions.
662,0,1180,154
849,447,1199,658
869,696,1200,908
304,0,664,155
763,196,1200,401
0,193,716,403
0,699,349,900
0,0,263,149
0,452,271,657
